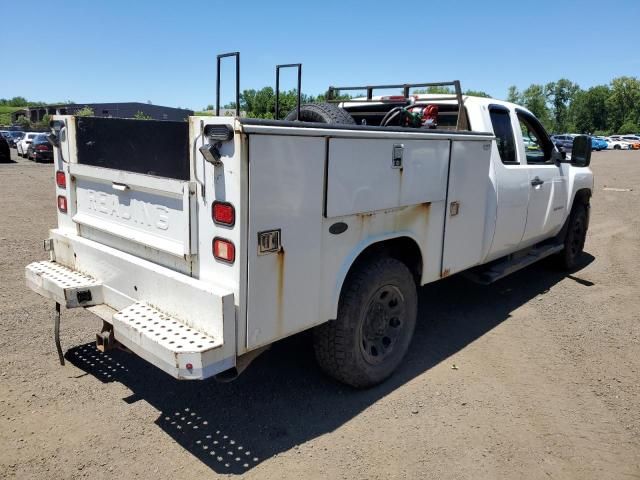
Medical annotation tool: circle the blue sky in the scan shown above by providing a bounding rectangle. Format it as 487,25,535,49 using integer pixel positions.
2,0,638,110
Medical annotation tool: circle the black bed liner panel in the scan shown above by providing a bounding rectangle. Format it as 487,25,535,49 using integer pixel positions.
75,117,190,180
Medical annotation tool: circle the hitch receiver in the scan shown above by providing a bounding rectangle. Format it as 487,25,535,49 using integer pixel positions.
96,321,115,352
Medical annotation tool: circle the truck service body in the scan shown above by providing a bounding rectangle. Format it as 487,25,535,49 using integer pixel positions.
26,82,593,386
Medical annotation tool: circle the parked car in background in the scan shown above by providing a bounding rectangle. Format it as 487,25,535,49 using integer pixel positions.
16,132,39,157
591,137,607,151
26,134,53,162
604,137,632,150
550,134,576,151
0,134,10,163
27,133,53,162
620,135,640,148
613,135,640,150
8,131,25,147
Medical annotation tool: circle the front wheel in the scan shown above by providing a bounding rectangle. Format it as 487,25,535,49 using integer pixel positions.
313,257,417,388
555,203,588,270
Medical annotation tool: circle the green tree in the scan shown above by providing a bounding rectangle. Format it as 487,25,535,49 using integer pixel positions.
34,113,51,129
520,84,551,130
464,89,492,98
413,86,453,95
569,85,610,133
618,120,640,134
545,79,580,132
133,111,152,120
74,106,94,117
8,96,28,107
16,116,31,129
606,76,640,132
222,87,318,119
506,86,520,103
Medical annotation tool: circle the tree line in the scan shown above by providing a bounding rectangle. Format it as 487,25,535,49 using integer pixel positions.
507,76,640,135
5,74,638,134
0,97,74,107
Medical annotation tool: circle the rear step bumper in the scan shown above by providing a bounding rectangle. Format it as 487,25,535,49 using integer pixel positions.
26,260,104,308
25,231,236,379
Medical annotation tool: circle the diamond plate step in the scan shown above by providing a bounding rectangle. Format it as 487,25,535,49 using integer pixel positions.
112,301,224,379
26,261,103,307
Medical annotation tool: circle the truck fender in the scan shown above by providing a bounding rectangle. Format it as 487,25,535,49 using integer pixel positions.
556,188,592,242
328,232,424,320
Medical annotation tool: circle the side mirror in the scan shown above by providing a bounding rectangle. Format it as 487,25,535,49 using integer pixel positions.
571,135,592,167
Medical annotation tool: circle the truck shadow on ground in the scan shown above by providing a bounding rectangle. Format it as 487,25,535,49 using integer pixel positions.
66,254,594,475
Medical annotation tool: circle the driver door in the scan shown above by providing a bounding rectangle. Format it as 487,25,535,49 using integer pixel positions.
517,111,568,245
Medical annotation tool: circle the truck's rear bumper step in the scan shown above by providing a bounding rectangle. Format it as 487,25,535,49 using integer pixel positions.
26,261,104,308
112,302,224,379
26,255,235,380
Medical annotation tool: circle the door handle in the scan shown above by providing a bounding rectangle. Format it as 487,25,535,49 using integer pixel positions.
112,182,130,192
530,177,544,187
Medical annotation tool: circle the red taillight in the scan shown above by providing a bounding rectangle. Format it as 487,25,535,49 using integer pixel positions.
36,144,49,151
213,237,235,263
57,195,67,213
56,171,66,189
212,201,235,226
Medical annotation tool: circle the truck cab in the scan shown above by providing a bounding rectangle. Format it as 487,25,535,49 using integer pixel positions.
341,94,593,265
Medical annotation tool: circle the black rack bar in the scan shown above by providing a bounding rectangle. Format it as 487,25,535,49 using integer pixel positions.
275,63,302,120
328,81,459,100
216,52,240,117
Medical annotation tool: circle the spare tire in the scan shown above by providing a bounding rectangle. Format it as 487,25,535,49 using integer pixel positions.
284,102,355,125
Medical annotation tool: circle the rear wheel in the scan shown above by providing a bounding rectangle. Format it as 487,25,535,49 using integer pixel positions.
313,257,417,388
284,102,355,125
613,144,621,150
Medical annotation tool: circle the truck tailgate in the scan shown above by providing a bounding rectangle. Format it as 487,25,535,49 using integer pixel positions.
70,163,196,258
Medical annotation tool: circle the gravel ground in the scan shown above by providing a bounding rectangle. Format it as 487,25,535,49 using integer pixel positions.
1,148,639,479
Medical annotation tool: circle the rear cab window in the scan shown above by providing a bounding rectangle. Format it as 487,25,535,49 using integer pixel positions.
488,106,517,164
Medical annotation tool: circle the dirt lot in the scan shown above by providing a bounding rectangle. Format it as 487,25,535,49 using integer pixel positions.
1,148,639,479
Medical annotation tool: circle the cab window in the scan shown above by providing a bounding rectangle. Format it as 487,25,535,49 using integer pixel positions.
516,111,553,164
489,107,517,164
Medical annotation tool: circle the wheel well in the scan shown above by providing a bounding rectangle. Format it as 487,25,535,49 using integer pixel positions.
345,237,423,287
556,188,592,243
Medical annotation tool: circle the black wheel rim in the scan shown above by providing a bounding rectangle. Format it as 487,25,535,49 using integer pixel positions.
359,285,406,365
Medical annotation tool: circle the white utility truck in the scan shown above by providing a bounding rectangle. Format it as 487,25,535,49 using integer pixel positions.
26,55,593,387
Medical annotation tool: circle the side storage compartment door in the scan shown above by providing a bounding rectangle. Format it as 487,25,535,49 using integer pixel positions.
326,138,450,217
441,139,495,276
246,135,325,349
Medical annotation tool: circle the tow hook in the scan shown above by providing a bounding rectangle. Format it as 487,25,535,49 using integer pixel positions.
96,321,115,352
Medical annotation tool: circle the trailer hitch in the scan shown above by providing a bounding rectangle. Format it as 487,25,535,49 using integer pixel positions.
96,321,115,352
